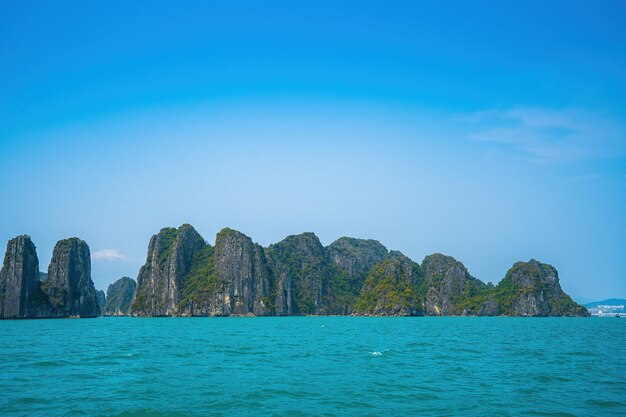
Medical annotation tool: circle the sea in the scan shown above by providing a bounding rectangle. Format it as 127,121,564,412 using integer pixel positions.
0,317,624,416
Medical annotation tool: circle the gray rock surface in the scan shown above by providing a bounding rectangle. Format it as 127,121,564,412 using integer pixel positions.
96,290,106,314
0,235,45,319
354,254,423,316
131,224,206,316
421,253,487,315
177,228,273,316
266,233,331,315
45,238,101,317
326,237,388,314
104,277,136,316
126,224,589,318
212,228,272,315
477,299,500,316
496,259,589,317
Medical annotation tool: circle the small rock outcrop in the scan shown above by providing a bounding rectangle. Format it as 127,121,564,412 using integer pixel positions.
45,238,101,318
354,254,423,316
421,253,487,315
104,277,136,316
131,224,206,316
0,235,46,319
494,259,589,317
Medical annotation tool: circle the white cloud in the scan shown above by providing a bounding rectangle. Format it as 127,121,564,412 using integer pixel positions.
460,107,626,163
91,249,127,261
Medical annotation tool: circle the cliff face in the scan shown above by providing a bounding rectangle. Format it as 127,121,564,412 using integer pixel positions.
46,238,101,318
124,225,588,318
354,254,423,316
213,228,273,315
104,277,136,316
266,233,331,315
421,254,487,316
178,228,273,316
326,237,388,314
1,235,101,319
96,290,106,314
327,238,388,279
494,259,589,317
131,224,206,316
0,235,46,319
477,299,500,316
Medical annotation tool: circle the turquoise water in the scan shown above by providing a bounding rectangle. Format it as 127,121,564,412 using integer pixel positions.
0,317,624,417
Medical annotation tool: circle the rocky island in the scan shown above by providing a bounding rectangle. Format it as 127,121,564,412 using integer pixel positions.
0,225,589,319
0,235,101,319
103,277,136,316
128,224,588,317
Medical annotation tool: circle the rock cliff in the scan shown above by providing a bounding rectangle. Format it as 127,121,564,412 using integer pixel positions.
96,290,106,314
104,277,136,316
421,253,488,315
0,235,46,319
125,225,588,318
326,237,388,314
494,259,589,317
177,228,273,316
1,235,101,319
131,224,206,316
477,299,500,316
266,233,331,315
354,254,423,316
46,238,101,317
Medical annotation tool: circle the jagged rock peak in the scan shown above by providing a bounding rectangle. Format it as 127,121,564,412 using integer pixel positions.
354,255,423,316
326,237,389,314
266,232,330,315
328,236,386,249
421,253,487,316
327,237,388,276
422,253,465,272
131,224,207,316
46,237,101,318
104,277,136,316
273,232,325,251
146,224,206,264
495,259,588,317
118,225,589,318
388,250,406,259
0,235,42,319
196,227,273,316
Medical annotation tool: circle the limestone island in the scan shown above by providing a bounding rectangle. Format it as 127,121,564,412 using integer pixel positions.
0,224,589,319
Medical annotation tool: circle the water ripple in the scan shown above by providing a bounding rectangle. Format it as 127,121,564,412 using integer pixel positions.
0,317,624,416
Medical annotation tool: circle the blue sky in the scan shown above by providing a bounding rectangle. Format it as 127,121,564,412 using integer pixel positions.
1,1,625,301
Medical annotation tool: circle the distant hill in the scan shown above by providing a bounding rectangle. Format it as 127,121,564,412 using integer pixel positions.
584,299,626,310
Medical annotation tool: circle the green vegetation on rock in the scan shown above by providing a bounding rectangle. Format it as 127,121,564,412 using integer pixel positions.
126,224,589,318
326,237,389,314
156,227,179,265
177,245,217,309
266,232,331,315
494,260,589,316
355,256,422,316
104,277,136,316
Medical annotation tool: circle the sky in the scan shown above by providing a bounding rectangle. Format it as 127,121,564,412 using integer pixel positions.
1,0,625,302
